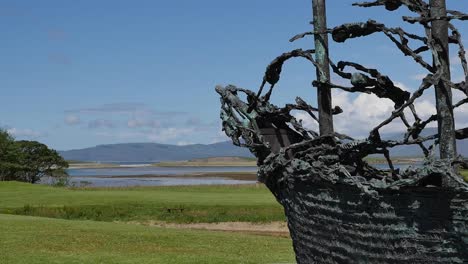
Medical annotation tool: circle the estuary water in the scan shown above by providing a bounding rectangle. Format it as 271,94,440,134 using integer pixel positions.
67,166,258,187
68,166,257,177
65,163,421,187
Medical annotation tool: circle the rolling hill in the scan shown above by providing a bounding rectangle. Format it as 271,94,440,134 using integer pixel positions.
60,141,253,162
383,128,467,157
60,129,467,162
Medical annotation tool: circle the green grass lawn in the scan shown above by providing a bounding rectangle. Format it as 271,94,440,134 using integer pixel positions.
0,182,293,263
0,214,294,264
0,182,284,223
462,169,468,182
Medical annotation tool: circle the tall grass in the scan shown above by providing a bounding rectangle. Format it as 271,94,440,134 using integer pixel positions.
9,203,284,223
0,182,284,223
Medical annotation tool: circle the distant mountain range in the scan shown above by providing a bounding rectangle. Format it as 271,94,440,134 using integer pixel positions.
386,140,467,157
60,141,253,162
383,128,467,157
60,130,467,162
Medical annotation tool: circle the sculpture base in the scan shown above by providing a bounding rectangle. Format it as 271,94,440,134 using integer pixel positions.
266,178,468,264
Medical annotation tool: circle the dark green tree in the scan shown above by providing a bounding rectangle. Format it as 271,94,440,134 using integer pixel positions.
0,129,15,161
0,129,68,184
14,140,69,184
0,129,24,181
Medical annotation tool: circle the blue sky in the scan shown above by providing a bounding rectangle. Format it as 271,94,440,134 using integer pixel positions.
1,0,467,150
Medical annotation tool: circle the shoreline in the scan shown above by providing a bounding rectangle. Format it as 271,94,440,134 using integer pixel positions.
74,171,259,181
68,163,258,169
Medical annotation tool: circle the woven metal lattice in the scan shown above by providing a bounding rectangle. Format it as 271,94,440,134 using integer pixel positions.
217,1,467,190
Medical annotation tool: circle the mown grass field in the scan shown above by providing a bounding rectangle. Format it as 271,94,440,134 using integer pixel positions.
0,182,284,223
0,182,293,263
0,214,294,264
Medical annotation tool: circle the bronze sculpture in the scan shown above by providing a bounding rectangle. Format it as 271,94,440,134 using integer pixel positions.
217,1,468,263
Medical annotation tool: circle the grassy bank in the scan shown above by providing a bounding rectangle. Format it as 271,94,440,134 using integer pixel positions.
0,182,284,223
0,214,294,264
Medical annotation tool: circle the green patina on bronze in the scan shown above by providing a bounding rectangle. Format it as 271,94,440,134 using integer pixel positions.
313,0,334,136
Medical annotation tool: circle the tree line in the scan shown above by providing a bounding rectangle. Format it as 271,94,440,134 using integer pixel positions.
0,129,69,184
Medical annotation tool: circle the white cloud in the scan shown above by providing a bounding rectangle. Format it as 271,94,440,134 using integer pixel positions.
333,91,403,137
7,128,44,139
67,103,149,114
393,82,411,92
88,119,115,129
95,127,195,143
291,82,445,138
64,114,81,125
413,99,437,121
408,89,468,130
185,117,202,126
66,103,186,117
146,127,194,142
293,111,318,131
95,131,141,139
209,130,230,144
127,118,160,128
411,73,429,81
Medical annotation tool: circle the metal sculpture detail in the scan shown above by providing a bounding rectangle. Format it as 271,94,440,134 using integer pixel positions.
217,1,468,188
216,1,468,263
